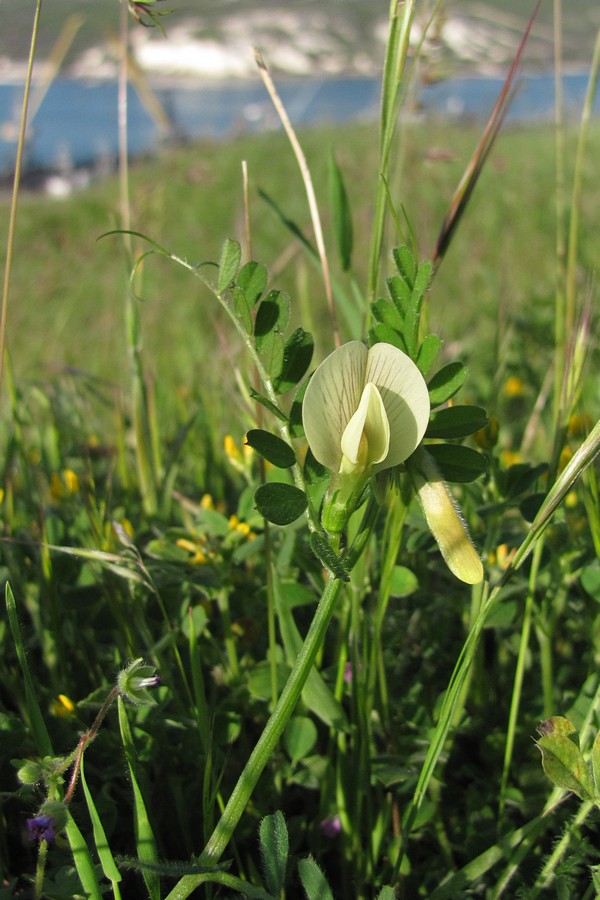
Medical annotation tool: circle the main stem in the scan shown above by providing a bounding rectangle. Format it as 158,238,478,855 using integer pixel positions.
166,573,346,899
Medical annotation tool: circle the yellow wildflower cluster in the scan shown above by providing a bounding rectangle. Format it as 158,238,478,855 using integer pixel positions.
176,537,209,565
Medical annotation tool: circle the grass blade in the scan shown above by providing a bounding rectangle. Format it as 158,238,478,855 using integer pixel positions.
80,755,123,895
432,0,543,266
118,697,161,900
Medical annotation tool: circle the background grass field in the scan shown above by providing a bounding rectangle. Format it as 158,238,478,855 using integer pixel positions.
1,3,599,898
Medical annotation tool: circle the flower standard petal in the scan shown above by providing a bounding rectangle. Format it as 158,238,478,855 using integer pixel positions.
302,341,367,471
365,343,430,470
340,382,390,470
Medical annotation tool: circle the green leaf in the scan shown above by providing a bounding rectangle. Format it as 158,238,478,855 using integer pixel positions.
368,322,408,353
255,483,307,525
248,661,290,699
249,388,288,422
371,297,405,330
246,429,296,468
393,244,416,285
387,274,411,314
536,730,595,801
426,406,488,439
413,259,432,300
254,290,290,337
217,238,241,294
499,462,548,500
303,447,329,484
232,261,268,332
309,531,350,581
65,810,103,900
581,561,600,602
118,697,160,900
289,379,308,438
416,333,442,375
298,856,334,900
592,730,600,796
274,328,314,394
519,491,546,522
377,887,397,900
426,444,488,483
428,362,468,407
237,260,267,306
328,149,353,270
389,565,418,598
80,757,122,886
259,810,289,898
255,291,289,379
258,332,285,381
284,716,318,760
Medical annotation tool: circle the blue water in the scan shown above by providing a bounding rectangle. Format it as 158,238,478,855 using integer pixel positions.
0,72,596,175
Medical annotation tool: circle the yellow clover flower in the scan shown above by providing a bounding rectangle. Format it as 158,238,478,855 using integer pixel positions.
302,341,430,532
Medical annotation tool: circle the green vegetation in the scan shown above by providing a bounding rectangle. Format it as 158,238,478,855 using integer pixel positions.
1,2,599,899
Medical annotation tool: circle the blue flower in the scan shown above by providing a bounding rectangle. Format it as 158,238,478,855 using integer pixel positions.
26,814,56,843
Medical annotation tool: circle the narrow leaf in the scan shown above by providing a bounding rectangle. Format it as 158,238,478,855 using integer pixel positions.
249,388,288,422
80,756,122,885
393,245,416,285
298,856,334,900
328,149,353,270
217,238,241,294
65,810,104,900
416,333,442,376
259,811,289,897
118,698,160,900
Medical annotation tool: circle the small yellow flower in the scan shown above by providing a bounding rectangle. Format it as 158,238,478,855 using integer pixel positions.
200,493,214,510
228,515,253,537
0,487,4,504
224,434,241,463
494,544,514,569
176,538,208,565
558,446,573,473
50,694,76,717
474,415,499,450
50,472,65,501
500,449,523,468
119,518,134,538
568,413,593,439
502,376,526,398
565,490,578,509
63,469,79,494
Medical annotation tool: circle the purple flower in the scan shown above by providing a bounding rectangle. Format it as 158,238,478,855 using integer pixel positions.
320,814,341,838
27,815,56,843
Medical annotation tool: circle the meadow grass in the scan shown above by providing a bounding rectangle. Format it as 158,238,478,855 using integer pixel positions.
1,2,599,899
